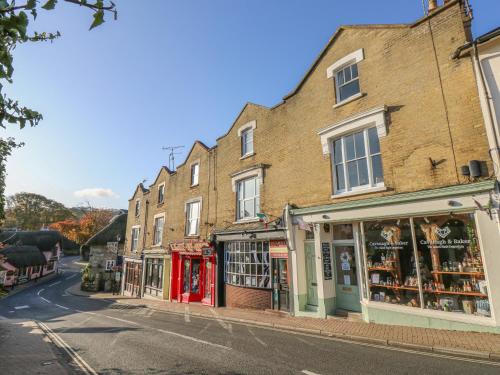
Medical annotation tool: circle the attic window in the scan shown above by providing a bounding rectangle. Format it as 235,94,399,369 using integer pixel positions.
158,184,165,204
237,120,256,159
326,48,364,105
135,200,140,217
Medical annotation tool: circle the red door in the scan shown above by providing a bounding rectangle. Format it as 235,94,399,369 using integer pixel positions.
180,256,202,303
202,257,215,306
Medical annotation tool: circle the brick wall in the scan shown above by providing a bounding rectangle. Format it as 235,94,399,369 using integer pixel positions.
225,284,272,310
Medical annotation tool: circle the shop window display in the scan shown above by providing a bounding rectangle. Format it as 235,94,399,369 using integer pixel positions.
224,241,271,289
414,214,490,316
364,219,420,308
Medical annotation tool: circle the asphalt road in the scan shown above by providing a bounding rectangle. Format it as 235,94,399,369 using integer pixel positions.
1,256,499,375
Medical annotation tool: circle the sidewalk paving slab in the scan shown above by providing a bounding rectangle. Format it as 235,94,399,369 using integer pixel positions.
67,286,500,361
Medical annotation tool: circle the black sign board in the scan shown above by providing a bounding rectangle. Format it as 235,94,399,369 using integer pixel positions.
321,242,333,280
202,247,213,257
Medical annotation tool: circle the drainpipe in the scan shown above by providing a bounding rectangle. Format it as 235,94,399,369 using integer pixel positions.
283,204,295,316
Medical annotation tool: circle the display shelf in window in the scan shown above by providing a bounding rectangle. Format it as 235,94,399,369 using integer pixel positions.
414,213,491,317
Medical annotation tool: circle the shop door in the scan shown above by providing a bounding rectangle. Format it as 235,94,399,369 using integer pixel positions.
202,258,214,306
333,246,361,312
272,258,289,311
190,258,201,301
304,242,318,307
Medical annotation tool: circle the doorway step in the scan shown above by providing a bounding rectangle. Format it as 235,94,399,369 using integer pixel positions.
328,309,362,322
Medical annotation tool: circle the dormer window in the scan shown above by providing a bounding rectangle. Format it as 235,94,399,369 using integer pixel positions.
191,163,199,186
158,184,165,204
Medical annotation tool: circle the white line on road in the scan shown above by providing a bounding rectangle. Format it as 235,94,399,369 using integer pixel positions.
40,297,51,304
14,305,29,310
36,321,97,375
66,274,77,280
48,281,61,287
158,328,231,351
184,305,191,323
55,304,70,310
37,288,45,296
248,327,267,347
0,315,7,320
302,371,321,375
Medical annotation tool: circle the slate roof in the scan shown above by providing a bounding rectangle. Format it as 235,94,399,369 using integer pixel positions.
0,231,62,252
85,213,127,247
0,245,47,268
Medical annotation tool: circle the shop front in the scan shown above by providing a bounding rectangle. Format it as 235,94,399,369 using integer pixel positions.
288,181,500,332
169,241,216,306
122,257,142,297
142,250,170,300
270,239,290,312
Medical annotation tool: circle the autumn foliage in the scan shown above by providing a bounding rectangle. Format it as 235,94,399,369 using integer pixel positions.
50,209,114,245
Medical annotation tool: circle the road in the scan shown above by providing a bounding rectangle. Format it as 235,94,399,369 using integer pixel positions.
0,256,499,375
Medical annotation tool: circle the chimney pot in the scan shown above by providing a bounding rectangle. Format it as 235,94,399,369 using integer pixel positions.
428,0,438,12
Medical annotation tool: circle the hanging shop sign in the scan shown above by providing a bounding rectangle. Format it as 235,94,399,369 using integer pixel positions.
270,239,288,259
202,247,213,257
321,242,333,280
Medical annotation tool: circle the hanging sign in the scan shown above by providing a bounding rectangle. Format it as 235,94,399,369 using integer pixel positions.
321,242,333,280
202,247,213,257
270,240,288,259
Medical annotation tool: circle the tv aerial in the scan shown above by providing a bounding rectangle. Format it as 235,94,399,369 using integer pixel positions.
162,146,185,171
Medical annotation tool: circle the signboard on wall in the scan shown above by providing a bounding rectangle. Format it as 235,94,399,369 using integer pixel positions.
321,242,333,280
270,239,288,258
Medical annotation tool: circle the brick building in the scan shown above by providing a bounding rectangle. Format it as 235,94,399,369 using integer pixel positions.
122,0,500,332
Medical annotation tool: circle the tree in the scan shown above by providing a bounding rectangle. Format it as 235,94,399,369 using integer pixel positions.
4,191,74,229
0,0,117,221
49,208,114,244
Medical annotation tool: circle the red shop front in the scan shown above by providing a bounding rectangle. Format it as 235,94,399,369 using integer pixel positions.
170,241,216,306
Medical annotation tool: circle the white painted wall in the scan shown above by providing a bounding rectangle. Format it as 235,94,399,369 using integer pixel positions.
479,38,500,146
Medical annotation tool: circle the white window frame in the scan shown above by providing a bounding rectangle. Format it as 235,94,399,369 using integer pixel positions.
131,226,140,252
326,48,364,106
231,166,263,222
331,127,384,196
236,177,260,221
237,120,256,159
134,200,141,217
190,162,199,187
157,183,165,204
185,198,202,236
153,214,165,246
318,106,387,198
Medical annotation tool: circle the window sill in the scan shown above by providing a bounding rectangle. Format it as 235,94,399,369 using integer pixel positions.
333,92,365,109
233,218,261,224
184,235,200,239
240,152,255,160
157,202,164,207
190,184,199,188
331,186,386,199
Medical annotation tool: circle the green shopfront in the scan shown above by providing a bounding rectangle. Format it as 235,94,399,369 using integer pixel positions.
287,181,500,332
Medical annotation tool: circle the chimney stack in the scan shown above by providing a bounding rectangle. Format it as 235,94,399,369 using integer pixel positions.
428,0,438,12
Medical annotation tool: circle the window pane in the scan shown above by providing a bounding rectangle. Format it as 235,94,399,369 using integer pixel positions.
368,127,380,155
244,199,254,218
255,195,260,215
336,70,344,85
354,131,366,158
333,139,343,164
244,178,255,198
351,63,358,79
371,154,384,184
345,135,355,161
339,79,360,102
335,164,345,191
347,161,359,187
357,158,369,186
344,66,352,82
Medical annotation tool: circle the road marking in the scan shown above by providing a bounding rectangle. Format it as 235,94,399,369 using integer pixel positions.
14,305,29,310
0,315,7,320
40,297,51,304
184,305,191,323
48,281,61,287
248,327,267,347
36,321,97,375
66,274,77,280
37,288,45,296
302,371,321,375
158,328,231,351
55,304,69,310
74,309,230,351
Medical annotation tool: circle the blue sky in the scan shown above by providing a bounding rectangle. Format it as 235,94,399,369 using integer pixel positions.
4,0,500,209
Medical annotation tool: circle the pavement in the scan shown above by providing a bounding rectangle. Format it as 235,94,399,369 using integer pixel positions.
0,256,499,374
